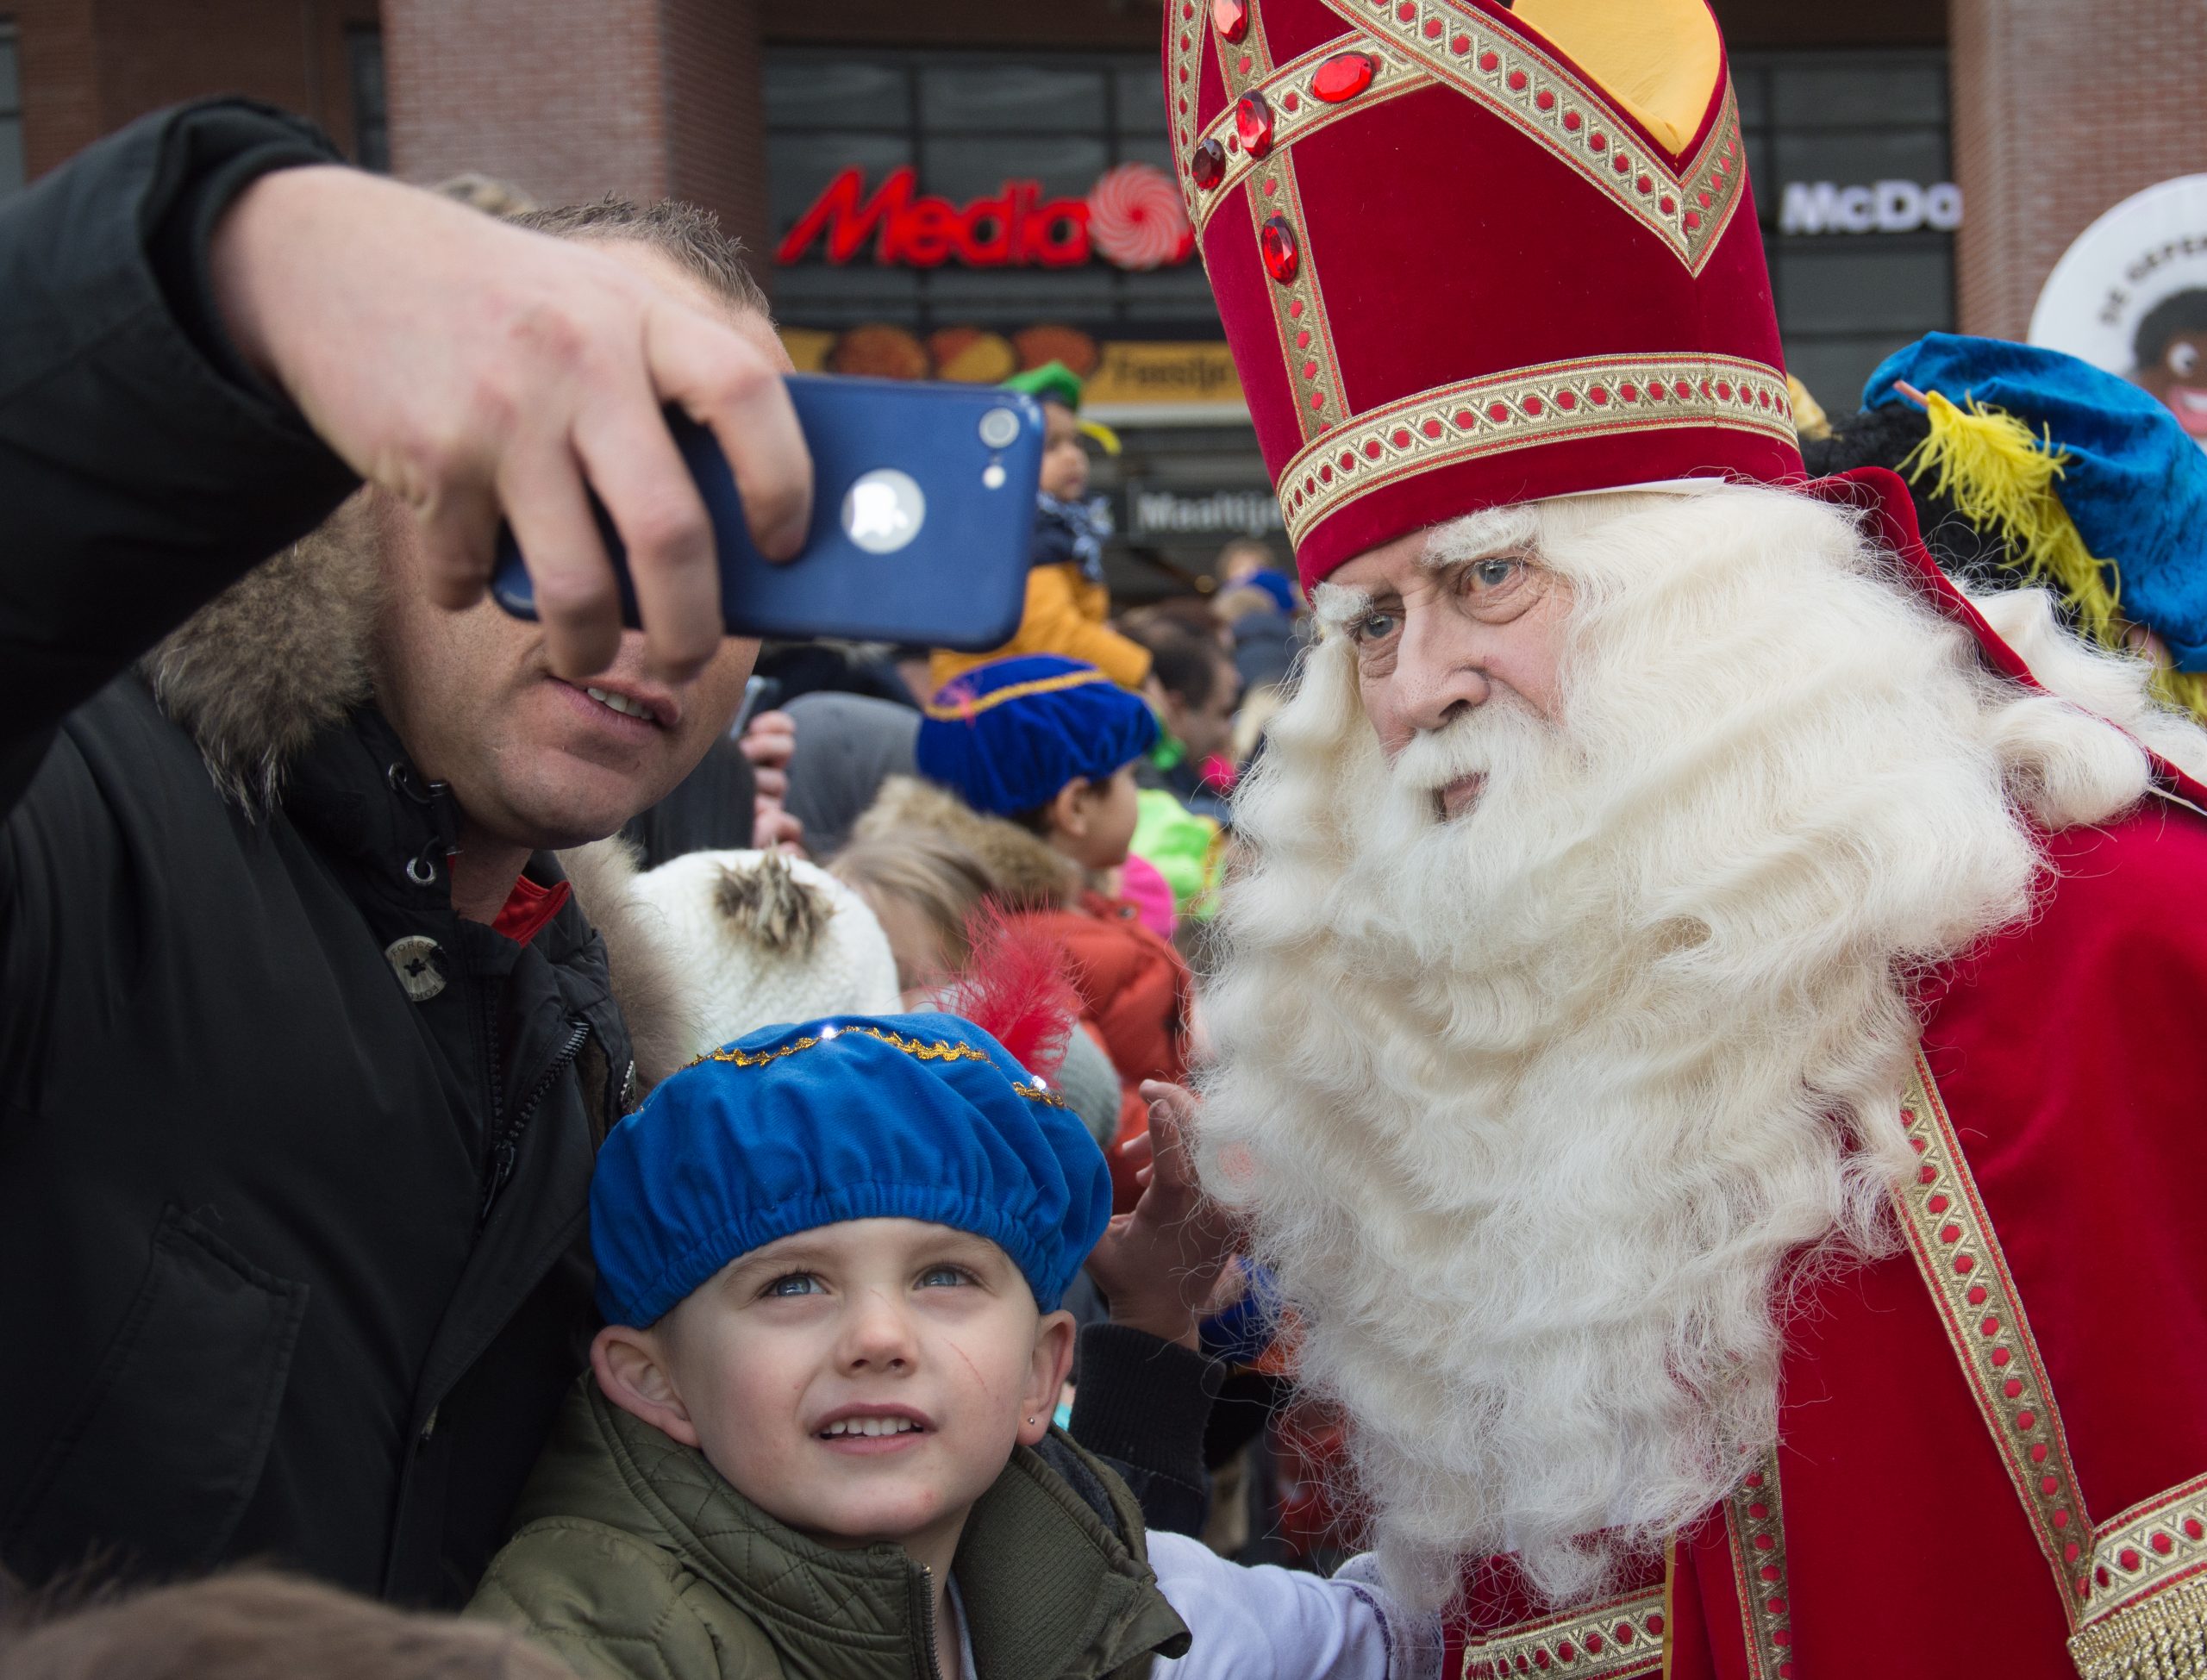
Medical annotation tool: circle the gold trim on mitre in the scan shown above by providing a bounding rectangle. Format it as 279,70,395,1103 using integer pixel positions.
1272,353,1793,546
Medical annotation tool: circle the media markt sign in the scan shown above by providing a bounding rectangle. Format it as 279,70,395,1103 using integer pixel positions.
776,163,1195,271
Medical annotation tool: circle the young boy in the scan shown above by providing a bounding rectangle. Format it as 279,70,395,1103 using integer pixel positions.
928,361,1154,695
910,655,1195,1208
466,1010,1431,1679
467,1008,1189,1679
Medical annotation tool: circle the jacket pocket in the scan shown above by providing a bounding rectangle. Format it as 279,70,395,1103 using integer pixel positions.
3,1205,308,1579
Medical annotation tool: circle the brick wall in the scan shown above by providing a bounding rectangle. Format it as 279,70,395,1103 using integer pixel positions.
383,0,766,261
17,0,379,179
1951,0,2207,340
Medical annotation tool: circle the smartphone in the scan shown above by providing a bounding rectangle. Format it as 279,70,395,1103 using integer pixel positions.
490,376,1046,650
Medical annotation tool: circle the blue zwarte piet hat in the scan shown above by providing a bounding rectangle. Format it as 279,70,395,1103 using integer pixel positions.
1863,333,2207,678
589,1011,1112,1325
916,654,1160,819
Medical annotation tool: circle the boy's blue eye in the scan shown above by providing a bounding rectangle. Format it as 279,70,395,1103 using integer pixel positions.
918,1265,971,1289
766,1273,822,1298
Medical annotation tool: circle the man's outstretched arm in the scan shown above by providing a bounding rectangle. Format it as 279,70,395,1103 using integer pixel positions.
0,100,357,812
0,98,814,817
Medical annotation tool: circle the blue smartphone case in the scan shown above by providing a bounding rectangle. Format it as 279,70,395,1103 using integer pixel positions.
491,375,1046,651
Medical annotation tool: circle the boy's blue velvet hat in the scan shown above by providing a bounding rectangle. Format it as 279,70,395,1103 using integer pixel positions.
916,654,1160,819
1863,333,2207,672
591,1012,1112,1325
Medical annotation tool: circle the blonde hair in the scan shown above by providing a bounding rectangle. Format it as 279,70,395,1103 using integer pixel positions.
829,834,994,969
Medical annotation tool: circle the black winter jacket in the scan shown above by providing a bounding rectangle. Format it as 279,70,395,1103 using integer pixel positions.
0,103,645,1608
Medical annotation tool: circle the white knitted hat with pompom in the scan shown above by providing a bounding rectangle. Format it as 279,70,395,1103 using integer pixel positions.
628,849,903,1060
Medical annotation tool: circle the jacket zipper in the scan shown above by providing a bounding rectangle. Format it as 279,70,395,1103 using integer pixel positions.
916,1564,945,1680
478,1017,590,1227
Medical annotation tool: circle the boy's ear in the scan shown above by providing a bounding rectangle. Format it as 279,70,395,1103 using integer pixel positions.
591,1323,700,1448
1017,1309,1079,1449
1045,778,1091,840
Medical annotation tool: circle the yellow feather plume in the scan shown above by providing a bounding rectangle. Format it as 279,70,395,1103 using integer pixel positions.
1899,390,2123,647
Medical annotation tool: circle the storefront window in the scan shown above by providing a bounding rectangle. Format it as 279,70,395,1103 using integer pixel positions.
347,25,388,173
766,47,1224,368
1738,47,1957,413
0,22,24,202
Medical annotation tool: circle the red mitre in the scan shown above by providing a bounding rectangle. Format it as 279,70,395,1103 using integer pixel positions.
1167,0,1803,592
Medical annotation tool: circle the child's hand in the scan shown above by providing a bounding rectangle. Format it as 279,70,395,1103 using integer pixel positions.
1084,1082,1239,1350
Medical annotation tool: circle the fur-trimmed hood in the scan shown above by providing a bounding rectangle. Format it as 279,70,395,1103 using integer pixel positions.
850,775,1080,909
139,500,691,1086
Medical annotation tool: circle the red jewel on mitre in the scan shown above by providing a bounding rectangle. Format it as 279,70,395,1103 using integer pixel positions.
1166,0,1802,594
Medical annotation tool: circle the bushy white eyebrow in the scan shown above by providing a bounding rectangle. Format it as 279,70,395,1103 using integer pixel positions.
1313,579,1372,634
1421,504,1541,573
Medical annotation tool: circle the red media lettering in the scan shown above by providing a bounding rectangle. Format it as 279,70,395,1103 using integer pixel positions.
776,168,1094,269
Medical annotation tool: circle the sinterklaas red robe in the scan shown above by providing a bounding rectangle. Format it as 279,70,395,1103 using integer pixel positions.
1447,562,2207,1679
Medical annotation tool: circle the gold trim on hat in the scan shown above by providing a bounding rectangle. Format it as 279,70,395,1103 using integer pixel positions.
921,668,1115,721
1273,353,1794,546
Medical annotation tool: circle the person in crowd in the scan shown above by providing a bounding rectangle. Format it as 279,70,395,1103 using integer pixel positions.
2,102,813,1604
1215,536,1302,617
626,847,901,1059
928,363,1152,695
467,989,1429,1680
1211,583,1304,695
829,833,1129,1155
779,689,922,858
1803,331,2207,721
1122,618,1240,824
0,1571,570,1680
1170,0,2207,1673
869,656,1194,1208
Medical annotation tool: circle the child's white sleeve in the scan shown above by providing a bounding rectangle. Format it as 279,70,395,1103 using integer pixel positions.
1145,1530,1443,1680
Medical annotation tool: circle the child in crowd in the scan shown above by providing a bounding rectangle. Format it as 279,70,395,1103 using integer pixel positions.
466,996,1430,1680
887,653,1196,1208
828,834,1127,1155
928,363,1153,696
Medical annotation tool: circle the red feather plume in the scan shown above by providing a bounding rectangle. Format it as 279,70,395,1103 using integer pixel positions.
942,902,1078,1082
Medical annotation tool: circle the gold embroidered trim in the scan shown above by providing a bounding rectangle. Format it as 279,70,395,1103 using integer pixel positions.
1249,148,1351,444
1186,35,1433,240
1722,1450,1795,1678
1166,0,1280,221
1273,353,1792,546
2084,1476,2207,1627
1893,1050,2095,1625
1458,1587,1666,1678
2071,1568,2207,1680
921,668,1113,721
686,1027,1069,1108
1313,0,1747,275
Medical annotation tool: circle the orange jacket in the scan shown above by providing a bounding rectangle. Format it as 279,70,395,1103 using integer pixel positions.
1019,890,1193,1211
930,563,1153,694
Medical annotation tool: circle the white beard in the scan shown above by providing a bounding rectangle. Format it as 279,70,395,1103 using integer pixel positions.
1198,483,2194,1609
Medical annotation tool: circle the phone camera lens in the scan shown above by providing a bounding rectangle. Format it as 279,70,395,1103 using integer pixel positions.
978,407,1021,449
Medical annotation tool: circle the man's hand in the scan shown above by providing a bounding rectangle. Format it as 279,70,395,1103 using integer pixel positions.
208,166,812,683
1085,1081,1239,1350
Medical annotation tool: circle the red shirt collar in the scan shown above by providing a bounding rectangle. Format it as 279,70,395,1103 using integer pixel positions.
491,873,572,946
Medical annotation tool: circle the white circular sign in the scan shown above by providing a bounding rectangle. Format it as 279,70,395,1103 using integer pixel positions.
2029,175,2207,444
840,468,927,554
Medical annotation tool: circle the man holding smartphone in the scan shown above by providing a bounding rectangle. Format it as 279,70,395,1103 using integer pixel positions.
0,101,810,1605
